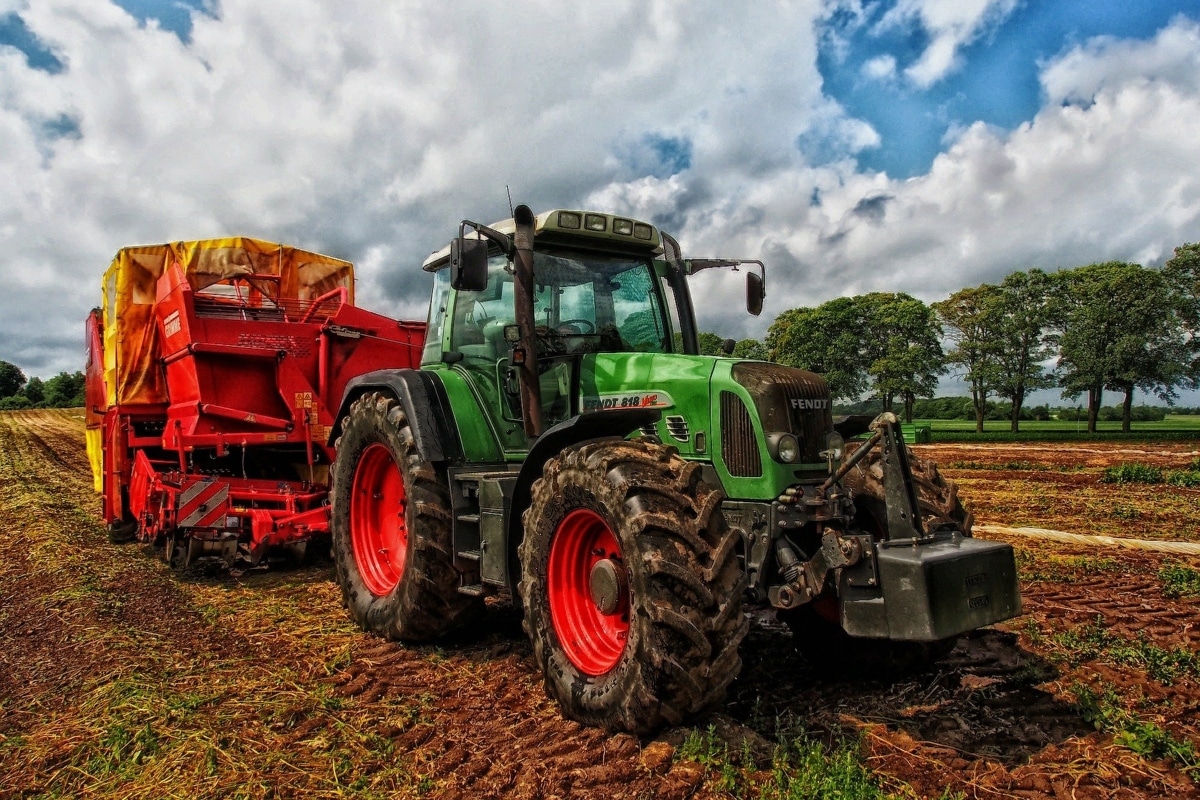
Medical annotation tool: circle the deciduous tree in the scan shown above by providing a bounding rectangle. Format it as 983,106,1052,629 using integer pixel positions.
934,285,1004,433
1163,242,1200,385
0,360,25,398
858,293,945,422
766,299,870,402
993,270,1055,432
767,294,943,419
1054,262,1189,432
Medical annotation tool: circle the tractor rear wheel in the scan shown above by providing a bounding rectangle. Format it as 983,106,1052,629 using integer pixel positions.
519,439,747,734
330,392,481,641
782,446,968,674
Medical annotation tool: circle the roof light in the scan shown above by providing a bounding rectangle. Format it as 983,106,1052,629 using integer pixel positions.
584,213,606,231
557,211,582,229
633,223,653,240
613,218,633,236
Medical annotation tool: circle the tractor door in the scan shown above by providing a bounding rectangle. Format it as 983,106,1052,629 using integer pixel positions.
445,257,528,453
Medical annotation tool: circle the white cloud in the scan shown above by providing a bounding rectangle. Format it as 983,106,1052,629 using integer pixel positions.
590,17,1200,347
861,53,896,81
877,0,1019,88
2,0,1200,404
1040,15,1200,104
0,0,838,373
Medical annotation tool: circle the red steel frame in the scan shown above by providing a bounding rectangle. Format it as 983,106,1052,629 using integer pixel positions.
89,260,424,564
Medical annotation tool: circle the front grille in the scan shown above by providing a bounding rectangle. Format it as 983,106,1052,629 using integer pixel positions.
730,363,832,463
720,391,761,477
774,373,831,464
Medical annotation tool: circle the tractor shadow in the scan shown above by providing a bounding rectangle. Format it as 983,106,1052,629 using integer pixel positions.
728,618,1092,765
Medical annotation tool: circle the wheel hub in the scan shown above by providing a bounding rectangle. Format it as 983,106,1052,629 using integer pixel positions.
589,558,627,615
547,508,630,676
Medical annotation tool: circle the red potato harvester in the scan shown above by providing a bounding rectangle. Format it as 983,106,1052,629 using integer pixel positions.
86,238,423,568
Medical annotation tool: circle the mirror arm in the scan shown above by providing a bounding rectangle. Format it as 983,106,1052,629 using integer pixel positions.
685,258,765,280
459,220,515,258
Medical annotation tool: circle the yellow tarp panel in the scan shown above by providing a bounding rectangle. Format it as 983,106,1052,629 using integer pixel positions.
101,237,354,407
85,427,103,493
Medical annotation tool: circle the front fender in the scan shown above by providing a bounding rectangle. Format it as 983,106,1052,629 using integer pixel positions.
505,408,661,593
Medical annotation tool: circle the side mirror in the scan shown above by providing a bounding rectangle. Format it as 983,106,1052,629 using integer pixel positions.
451,236,489,291
747,271,765,316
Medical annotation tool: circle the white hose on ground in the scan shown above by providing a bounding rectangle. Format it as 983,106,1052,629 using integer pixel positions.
974,524,1200,556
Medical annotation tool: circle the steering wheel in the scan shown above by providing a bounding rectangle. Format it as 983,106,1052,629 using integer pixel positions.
556,318,596,334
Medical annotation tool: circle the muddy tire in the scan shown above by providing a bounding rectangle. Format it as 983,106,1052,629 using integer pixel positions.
842,445,973,534
107,519,138,544
330,392,481,641
519,438,747,734
783,446,968,674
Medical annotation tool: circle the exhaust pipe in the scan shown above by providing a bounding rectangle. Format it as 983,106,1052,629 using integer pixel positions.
512,205,544,437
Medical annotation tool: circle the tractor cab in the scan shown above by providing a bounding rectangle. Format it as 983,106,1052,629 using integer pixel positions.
425,242,678,444
419,207,764,452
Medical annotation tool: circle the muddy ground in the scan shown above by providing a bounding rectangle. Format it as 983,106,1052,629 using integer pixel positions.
0,409,1197,798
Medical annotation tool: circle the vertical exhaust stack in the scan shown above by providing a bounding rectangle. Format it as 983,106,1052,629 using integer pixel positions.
512,205,544,438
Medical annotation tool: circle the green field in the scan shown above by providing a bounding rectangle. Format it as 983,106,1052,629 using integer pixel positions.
910,414,1200,442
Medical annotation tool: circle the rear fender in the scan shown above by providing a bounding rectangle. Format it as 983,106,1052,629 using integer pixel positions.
330,369,462,463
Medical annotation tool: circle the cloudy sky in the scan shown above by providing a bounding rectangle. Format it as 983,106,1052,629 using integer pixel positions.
2,0,1199,404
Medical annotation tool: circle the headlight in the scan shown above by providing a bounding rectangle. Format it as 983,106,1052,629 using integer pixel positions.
767,432,800,463
822,432,845,463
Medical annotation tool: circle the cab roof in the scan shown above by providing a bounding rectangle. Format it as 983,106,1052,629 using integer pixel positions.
422,209,663,271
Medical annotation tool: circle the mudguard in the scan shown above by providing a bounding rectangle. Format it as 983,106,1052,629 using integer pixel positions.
330,369,462,463
505,408,662,591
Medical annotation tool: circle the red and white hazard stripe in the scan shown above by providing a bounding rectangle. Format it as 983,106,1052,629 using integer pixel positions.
177,479,230,528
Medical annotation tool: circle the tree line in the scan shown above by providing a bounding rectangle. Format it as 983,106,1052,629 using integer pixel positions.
706,242,1200,433
0,362,86,410
3,243,1198,428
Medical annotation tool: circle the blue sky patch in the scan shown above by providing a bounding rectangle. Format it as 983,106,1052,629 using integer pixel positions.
0,12,63,73
817,0,1200,178
619,133,693,179
112,0,214,43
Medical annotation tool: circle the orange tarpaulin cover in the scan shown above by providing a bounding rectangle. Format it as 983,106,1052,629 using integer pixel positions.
100,237,354,407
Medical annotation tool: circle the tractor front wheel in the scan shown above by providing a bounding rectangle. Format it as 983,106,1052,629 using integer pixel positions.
519,439,746,734
330,392,480,641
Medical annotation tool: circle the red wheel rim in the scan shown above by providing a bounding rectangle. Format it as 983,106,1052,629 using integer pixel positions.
349,443,407,596
548,508,630,676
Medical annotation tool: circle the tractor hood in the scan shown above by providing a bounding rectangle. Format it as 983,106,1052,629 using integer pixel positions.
577,353,833,500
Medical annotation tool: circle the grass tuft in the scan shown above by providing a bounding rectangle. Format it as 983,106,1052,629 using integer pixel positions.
1101,461,1200,487
1159,562,1200,599
1047,616,1200,684
1014,550,1122,583
1072,683,1198,780
674,724,956,799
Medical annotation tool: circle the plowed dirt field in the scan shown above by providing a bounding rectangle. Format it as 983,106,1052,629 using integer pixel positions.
1,409,1197,799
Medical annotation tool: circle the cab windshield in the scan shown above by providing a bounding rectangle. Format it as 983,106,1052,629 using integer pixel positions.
448,249,674,359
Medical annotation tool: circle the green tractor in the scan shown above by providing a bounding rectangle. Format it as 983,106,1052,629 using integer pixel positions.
328,205,1020,733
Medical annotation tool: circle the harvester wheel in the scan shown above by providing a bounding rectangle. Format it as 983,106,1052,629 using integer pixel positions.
107,520,138,544
330,392,481,641
782,446,969,674
519,438,747,734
